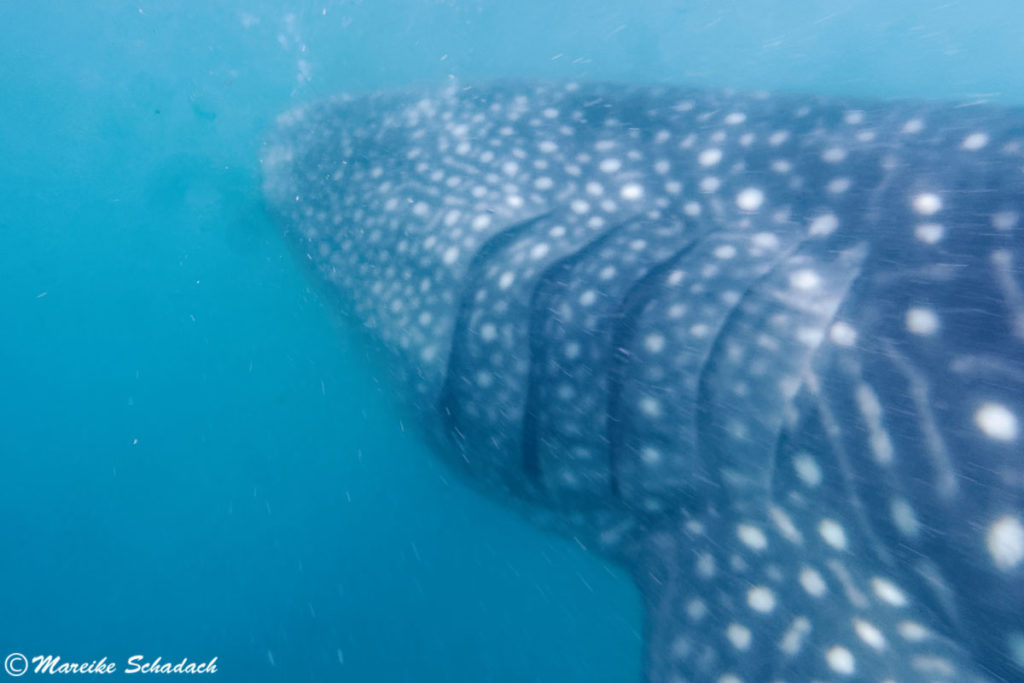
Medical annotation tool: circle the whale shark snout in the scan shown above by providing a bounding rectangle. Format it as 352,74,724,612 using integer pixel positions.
263,81,1024,682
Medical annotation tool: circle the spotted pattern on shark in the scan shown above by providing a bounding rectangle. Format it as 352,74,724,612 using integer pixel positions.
263,81,1024,682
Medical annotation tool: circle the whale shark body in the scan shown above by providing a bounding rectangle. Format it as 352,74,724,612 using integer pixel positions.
261,81,1024,682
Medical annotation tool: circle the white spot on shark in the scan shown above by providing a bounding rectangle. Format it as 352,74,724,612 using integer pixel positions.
912,193,943,216
826,646,856,675
800,567,827,597
809,213,839,236
975,403,1019,441
726,623,752,650
736,188,765,212
442,246,460,265
699,148,723,166
906,307,939,335
829,321,857,346
737,524,768,551
986,515,1024,570
818,519,848,550
620,183,645,201
961,132,989,150
853,619,887,650
872,578,908,607
747,586,776,613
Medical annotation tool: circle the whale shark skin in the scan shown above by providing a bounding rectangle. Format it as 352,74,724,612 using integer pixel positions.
261,81,1024,682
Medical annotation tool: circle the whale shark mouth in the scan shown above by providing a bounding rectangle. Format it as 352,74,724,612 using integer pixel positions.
262,81,1024,682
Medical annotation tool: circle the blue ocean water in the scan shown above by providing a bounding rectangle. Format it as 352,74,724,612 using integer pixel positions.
1,1,1021,681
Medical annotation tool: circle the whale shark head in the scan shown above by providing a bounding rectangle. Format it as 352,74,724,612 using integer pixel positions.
262,81,1024,682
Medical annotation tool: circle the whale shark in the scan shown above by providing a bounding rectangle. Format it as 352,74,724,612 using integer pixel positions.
261,81,1024,682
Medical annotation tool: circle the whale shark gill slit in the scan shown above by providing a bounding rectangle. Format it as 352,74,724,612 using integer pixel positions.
523,213,697,500
603,223,703,501
436,209,554,486
521,214,643,491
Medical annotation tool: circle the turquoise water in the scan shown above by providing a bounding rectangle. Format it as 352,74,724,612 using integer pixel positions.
1,2,1021,681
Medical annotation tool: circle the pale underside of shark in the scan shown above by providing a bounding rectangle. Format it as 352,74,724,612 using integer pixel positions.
261,81,1024,682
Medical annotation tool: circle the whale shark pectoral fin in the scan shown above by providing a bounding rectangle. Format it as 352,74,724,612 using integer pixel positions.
636,513,991,683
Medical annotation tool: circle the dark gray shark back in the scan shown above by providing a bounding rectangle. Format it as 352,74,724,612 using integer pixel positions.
263,82,1024,681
